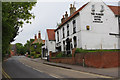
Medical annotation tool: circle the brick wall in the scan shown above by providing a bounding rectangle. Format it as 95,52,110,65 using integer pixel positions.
50,58,74,64
50,50,120,68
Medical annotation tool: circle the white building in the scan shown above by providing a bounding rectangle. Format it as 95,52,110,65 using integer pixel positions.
42,29,56,59
55,0,120,53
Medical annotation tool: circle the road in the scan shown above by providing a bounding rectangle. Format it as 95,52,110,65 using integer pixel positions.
2,56,115,80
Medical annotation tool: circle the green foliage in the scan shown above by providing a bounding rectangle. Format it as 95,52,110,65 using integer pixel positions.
56,52,72,58
2,2,36,58
67,54,72,57
56,52,64,58
75,48,120,54
24,39,34,54
75,48,87,53
16,43,25,55
31,43,42,54
30,51,35,56
28,55,31,58
34,54,41,58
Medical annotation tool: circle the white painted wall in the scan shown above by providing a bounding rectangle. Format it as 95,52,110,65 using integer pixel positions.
80,2,119,49
45,31,56,56
55,1,120,51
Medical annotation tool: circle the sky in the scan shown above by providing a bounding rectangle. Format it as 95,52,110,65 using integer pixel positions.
11,0,120,45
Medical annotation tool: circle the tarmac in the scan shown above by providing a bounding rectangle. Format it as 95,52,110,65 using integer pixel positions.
29,57,119,78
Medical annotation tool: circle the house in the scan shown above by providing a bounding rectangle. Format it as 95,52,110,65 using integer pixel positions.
55,0,120,54
42,29,56,59
32,31,45,45
31,31,45,55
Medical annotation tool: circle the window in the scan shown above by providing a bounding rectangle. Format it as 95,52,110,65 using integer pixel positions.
63,41,65,51
73,36,77,48
118,16,120,36
67,24,69,36
86,26,90,30
57,31,59,42
63,27,65,38
73,20,76,34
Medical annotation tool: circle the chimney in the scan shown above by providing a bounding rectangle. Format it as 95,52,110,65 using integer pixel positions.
61,15,65,23
65,11,68,19
38,31,41,39
35,34,37,40
73,5,76,12
70,4,76,15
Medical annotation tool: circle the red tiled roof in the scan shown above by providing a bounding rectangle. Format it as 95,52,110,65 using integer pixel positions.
32,39,37,44
55,2,89,31
47,29,55,41
108,5,120,16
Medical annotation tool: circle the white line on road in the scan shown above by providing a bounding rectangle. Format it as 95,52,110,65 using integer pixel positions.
19,57,112,78
19,61,62,78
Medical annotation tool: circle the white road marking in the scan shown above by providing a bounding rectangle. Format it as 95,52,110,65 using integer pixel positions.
19,58,112,78
19,60,62,78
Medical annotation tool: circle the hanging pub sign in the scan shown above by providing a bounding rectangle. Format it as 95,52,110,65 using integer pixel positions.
91,12,104,23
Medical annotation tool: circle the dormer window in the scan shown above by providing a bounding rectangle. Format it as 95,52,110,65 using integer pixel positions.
100,5,104,12
91,5,95,12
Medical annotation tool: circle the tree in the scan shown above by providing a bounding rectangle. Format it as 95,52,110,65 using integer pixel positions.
31,43,42,54
2,2,36,57
16,43,25,55
24,39,34,54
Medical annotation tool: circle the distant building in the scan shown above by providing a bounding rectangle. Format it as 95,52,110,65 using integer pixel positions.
42,29,56,59
32,31,45,45
10,44,16,56
54,0,120,54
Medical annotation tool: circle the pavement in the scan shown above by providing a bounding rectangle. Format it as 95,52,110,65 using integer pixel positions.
30,57,119,78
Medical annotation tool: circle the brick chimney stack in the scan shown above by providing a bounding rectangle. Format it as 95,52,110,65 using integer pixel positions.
61,15,65,23
38,31,41,39
65,11,68,19
70,4,76,15
35,34,37,40
73,5,76,13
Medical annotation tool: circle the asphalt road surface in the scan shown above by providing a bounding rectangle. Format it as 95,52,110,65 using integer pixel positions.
2,56,56,80
2,56,116,80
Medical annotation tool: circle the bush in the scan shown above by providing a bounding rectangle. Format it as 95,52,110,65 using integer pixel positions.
56,52,63,58
67,54,72,57
34,54,41,58
30,52,35,56
75,48,87,53
56,52,72,58
28,55,31,58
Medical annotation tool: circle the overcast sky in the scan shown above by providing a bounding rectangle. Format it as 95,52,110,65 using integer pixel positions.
11,0,120,45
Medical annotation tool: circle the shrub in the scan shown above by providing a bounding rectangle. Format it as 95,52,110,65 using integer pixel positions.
30,52,35,56
56,52,63,58
56,52,72,58
28,55,31,58
67,54,72,57
75,48,87,53
34,54,41,58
